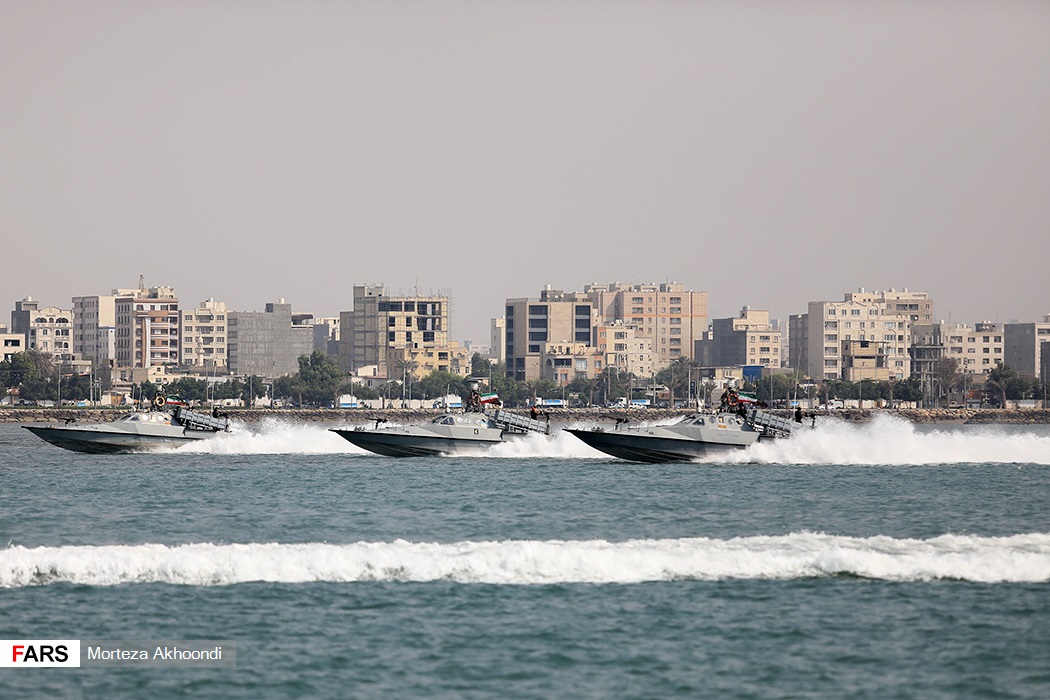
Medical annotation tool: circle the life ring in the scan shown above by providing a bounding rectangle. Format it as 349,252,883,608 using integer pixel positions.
152,394,165,409
727,394,738,407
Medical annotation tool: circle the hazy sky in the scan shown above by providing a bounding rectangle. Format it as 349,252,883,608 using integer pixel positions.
3,1,1048,341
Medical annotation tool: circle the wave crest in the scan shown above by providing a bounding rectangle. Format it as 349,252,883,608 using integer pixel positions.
2,533,1048,587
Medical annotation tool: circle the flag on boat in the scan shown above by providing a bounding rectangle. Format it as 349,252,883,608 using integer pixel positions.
735,392,767,407
479,393,499,404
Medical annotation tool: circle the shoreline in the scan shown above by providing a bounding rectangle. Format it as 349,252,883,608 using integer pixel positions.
4,406,1049,425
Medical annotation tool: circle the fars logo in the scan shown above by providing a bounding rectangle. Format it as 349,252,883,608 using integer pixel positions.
0,640,81,668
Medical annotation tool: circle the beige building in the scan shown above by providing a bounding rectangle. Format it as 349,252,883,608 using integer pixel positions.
801,290,918,380
701,307,782,369
489,317,507,365
1,331,25,362
181,299,229,369
841,339,893,381
73,294,119,365
595,321,654,378
911,321,1004,381
538,341,604,385
581,282,707,366
503,289,595,382
115,286,180,369
340,284,454,378
846,288,934,325
11,298,75,361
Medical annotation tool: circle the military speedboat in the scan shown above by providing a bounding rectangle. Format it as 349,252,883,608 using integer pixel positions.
23,401,231,454
564,409,793,463
330,407,551,457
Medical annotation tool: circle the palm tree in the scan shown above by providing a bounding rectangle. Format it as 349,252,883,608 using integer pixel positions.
27,349,57,381
393,357,419,403
986,361,1015,408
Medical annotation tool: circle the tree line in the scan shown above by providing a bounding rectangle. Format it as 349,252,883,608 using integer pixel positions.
2,348,1047,408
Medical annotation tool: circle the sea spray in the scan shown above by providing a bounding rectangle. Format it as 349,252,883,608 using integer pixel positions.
3,533,1049,587
733,413,1050,466
173,417,368,455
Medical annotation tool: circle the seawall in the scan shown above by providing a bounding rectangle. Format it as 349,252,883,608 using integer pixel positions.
4,407,1050,425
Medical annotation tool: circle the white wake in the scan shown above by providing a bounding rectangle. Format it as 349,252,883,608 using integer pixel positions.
732,414,1050,465
3,533,1048,587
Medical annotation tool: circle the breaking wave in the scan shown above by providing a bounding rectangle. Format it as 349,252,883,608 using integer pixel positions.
3,533,1048,587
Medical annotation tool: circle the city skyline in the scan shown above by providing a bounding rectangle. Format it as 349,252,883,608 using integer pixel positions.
3,2,1048,341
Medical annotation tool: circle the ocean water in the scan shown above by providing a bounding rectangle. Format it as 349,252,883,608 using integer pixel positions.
2,415,1049,698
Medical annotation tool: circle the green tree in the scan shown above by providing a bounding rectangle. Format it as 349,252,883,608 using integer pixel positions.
655,357,701,402
417,370,468,402
566,376,599,406
296,350,345,406
4,352,39,388
470,353,493,377
986,362,1018,407
164,378,209,403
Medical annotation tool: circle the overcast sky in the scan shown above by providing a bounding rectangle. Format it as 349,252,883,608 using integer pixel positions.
3,1,1048,341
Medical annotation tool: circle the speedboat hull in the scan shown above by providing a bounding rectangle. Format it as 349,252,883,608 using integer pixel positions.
330,428,503,457
23,425,208,454
565,428,750,463
23,406,230,454
564,411,785,463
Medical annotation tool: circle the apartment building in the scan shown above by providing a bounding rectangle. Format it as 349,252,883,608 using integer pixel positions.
181,299,229,369
504,289,594,382
595,321,654,379
115,286,180,368
228,300,313,377
12,297,76,361
1004,315,1050,379
847,288,934,325
72,294,120,364
581,282,707,366
911,321,1004,382
800,290,918,380
339,284,455,377
700,307,782,369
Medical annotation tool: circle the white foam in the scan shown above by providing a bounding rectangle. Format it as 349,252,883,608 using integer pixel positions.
174,418,367,455
159,413,1050,464
732,414,1050,465
3,533,1048,587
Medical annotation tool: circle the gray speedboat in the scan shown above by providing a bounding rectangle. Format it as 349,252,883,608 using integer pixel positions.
330,408,551,457
565,409,793,463
23,404,231,454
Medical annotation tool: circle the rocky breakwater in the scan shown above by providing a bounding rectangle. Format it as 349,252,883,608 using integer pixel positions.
4,406,1049,426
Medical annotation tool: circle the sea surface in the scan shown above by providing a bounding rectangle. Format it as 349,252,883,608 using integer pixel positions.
2,415,1049,698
